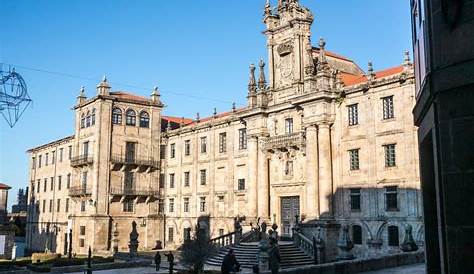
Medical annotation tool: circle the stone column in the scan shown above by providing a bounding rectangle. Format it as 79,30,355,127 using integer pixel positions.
257,150,269,219
318,123,333,217
305,125,319,220
248,136,259,219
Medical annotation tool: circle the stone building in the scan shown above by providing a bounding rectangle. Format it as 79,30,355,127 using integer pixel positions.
26,0,423,257
0,183,11,225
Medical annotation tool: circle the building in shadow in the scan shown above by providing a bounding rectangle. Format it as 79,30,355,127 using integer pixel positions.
410,0,474,273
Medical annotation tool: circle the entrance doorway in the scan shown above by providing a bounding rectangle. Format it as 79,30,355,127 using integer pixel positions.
280,196,300,237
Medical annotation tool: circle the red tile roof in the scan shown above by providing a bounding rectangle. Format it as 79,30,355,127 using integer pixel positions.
340,65,405,86
0,183,11,190
312,47,353,62
162,116,193,125
110,91,150,103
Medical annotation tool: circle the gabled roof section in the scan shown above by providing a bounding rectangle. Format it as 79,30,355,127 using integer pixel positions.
340,65,405,87
110,91,151,104
312,47,365,76
0,183,11,190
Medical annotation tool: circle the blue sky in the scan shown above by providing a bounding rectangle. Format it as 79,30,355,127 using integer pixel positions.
0,0,412,209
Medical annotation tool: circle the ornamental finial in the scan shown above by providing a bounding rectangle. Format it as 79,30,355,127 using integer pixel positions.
258,59,266,91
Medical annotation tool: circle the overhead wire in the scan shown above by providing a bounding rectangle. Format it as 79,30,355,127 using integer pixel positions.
1,62,235,104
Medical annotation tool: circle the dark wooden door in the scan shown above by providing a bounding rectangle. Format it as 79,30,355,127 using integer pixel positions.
281,196,300,237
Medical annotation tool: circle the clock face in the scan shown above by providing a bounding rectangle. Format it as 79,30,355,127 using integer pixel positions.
279,54,293,79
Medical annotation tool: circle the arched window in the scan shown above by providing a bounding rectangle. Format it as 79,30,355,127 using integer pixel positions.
126,109,136,126
388,225,399,246
139,111,150,128
112,108,122,125
91,109,96,125
80,113,85,128
86,111,91,127
352,225,362,245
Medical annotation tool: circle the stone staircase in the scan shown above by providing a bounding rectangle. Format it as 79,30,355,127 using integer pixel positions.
205,241,315,269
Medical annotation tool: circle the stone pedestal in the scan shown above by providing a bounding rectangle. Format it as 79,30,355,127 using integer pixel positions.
299,220,340,263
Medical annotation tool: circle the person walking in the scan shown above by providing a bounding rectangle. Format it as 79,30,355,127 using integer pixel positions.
154,251,161,271
221,249,240,274
165,252,174,274
268,238,281,274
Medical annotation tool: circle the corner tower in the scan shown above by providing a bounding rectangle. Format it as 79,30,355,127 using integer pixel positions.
263,0,314,103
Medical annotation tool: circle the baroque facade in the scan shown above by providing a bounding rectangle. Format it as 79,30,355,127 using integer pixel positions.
26,0,423,258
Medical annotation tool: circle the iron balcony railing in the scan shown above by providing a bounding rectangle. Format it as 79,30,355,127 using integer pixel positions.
69,185,92,196
70,155,94,167
110,154,160,169
110,187,160,197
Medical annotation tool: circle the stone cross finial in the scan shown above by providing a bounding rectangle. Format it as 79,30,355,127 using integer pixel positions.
97,75,111,95
213,107,217,118
317,38,329,70
258,59,267,91
151,86,161,104
264,0,272,16
196,112,200,123
77,86,86,104
232,102,236,112
102,75,107,82
166,120,171,131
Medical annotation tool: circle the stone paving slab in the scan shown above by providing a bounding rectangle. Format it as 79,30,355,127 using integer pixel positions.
358,263,425,274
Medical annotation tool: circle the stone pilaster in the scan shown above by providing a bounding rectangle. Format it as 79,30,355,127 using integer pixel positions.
247,136,259,219
257,149,269,220
317,123,333,217
305,125,319,220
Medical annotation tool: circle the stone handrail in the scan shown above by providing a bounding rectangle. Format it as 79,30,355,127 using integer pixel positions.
293,229,315,262
69,185,92,196
210,231,237,248
262,132,305,151
240,229,259,242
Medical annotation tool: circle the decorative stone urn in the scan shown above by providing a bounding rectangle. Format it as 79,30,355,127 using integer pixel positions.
337,225,355,260
400,225,419,252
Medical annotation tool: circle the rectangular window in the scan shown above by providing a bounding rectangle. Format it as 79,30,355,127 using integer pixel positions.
238,179,245,191
184,171,190,187
285,118,294,134
81,200,86,212
37,180,40,193
219,229,225,236
82,141,89,156
158,199,164,213
49,199,53,212
159,174,165,188
384,144,396,167
169,198,174,213
56,199,61,212
349,149,360,170
184,140,191,156
284,161,293,176
59,148,63,162
80,226,86,236
123,199,134,212
124,171,134,190
382,96,394,119
58,176,62,190
42,200,46,213
200,137,207,153
45,153,49,166
65,198,69,213
81,171,88,188
38,155,42,168
43,178,47,192
67,174,71,188
200,169,207,185
239,128,247,150
388,226,400,246
170,143,176,158
160,145,166,159
219,132,227,153
350,188,361,211
200,197,206,212
50,177,54,190
168,227,174,242
183,197,189,213
125,142,135,162
385,186,398,211
79,239,85,248
51,151,55,164
68,146,72,159
32,157,36,169
169,173,175,188
348,104,359,126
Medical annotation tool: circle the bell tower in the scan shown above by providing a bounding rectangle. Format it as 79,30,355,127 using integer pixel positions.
263,0,314,103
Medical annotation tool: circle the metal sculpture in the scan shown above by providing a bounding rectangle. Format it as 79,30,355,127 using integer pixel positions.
0,65,32,127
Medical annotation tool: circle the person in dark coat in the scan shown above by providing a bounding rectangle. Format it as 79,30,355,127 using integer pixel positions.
268,238,281,274
221,249,240,274
165,252,174,274
154,251,161,271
